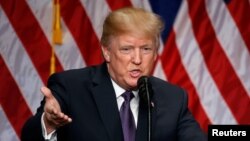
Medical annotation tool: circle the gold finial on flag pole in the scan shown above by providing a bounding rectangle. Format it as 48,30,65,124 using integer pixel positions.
50,0,62,75
53,0,62,44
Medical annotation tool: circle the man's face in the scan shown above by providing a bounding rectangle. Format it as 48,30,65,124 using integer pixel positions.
102,34,158,90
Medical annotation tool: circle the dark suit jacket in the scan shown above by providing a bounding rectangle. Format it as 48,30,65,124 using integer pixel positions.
21,63,207,141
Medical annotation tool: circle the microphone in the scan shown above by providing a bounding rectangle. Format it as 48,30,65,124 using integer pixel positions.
138,76,154,107
137,76,154,141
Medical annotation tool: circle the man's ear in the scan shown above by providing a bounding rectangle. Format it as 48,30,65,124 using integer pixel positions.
101,46,110,62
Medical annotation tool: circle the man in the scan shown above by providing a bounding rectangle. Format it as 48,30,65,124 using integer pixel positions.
21,7,207,141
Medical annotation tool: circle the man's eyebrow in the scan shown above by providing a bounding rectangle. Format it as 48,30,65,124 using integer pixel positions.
120,44,134,47
140,44,154,47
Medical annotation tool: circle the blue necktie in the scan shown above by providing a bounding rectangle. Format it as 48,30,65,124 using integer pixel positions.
120,91,136,141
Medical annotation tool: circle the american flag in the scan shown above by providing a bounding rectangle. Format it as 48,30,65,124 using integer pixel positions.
0,0,250,140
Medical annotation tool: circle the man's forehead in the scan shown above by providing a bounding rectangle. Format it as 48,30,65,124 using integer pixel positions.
117,35,154,44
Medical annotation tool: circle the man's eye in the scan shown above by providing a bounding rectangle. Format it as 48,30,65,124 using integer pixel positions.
120,47,131,53
142,47,153,53
121,48,129,51
144,47,151,50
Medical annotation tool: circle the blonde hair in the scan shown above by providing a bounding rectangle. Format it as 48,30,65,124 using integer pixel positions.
101,7,164,48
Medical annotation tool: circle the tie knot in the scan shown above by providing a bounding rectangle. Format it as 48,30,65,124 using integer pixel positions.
122,91,134,102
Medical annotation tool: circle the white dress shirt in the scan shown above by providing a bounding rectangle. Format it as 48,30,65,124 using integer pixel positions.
111,79,139,126
41,78,140,140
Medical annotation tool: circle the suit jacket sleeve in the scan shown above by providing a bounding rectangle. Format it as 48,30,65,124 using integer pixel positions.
21,73,69,141
21,98,45,141
177,89,207,141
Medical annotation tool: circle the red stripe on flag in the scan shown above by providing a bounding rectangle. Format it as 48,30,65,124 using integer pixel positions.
0,0,63,83
226,0,250,52
161,30,211,131
188,0,250,124
0,55,33,138
106,0,132,10
60,0,103,66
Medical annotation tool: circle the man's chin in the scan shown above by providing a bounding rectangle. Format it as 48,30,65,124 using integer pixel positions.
127,81,138,90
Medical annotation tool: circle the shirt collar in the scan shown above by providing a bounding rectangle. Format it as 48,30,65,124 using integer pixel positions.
110,78,138,99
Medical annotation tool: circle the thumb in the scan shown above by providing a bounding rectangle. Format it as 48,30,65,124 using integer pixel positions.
40,86,53,99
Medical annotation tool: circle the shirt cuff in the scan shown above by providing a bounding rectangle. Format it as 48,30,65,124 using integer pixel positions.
41,113,56,139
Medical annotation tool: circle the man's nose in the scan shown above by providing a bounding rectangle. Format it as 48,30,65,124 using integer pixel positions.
132,49,142,65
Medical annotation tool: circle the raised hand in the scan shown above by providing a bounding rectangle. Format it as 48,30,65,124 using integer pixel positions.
41,86,72,134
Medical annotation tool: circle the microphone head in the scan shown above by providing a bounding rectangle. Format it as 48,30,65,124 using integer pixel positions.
137,76,153,104
137,76,148,87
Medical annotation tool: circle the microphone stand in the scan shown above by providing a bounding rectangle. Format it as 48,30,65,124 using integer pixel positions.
138,76,153,141
145,78,152,141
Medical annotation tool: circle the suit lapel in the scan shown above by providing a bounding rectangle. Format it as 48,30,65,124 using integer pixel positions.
91,63,124,141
